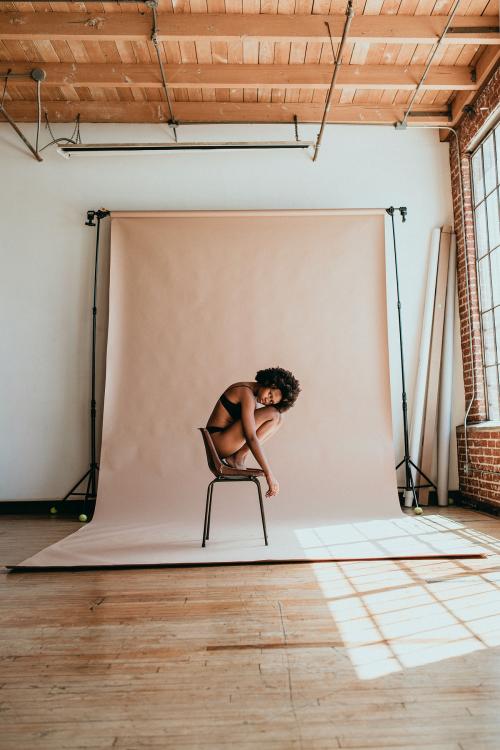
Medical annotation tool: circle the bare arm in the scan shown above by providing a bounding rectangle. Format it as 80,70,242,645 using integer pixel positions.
240,391,279,497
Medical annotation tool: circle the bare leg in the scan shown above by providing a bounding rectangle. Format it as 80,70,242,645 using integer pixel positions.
230,412,282,468
210,406,281,466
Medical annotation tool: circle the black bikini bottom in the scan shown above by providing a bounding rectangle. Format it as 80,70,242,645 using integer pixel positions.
207,425,225,434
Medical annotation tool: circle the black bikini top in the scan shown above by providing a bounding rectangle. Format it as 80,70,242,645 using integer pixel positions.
219,385,255,421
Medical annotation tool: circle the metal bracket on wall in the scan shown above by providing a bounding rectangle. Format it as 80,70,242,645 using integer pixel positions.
0,68,45,162
293,115,300,142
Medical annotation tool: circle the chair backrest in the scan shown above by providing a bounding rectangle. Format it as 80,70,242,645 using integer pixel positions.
198,428,224,477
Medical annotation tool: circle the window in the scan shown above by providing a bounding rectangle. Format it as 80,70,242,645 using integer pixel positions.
470,124,500,421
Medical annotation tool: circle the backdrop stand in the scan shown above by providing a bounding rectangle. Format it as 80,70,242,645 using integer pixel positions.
386,206,436,512
58,209,110,519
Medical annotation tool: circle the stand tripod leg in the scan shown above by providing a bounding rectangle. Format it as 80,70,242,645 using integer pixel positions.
62,469,91,502
408,459,436,489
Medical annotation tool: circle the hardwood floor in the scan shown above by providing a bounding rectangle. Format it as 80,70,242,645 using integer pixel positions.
1,507,500,750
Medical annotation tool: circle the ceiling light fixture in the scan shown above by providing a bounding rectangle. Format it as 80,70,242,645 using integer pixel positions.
58,141,314,156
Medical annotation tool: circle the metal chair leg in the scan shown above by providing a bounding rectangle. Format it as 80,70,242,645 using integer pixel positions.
203,477,269,547
202,481,214,547
206,481,215,540
254,478,268,546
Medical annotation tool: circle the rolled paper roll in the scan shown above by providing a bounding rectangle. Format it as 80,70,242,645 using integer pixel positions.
437,234,456,506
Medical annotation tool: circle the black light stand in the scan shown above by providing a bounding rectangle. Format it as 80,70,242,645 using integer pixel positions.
59,209,110,519
386,206,436,512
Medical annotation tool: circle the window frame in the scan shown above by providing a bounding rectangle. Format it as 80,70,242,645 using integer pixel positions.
470,124,500,421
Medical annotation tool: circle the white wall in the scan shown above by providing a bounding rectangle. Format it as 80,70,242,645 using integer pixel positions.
0,122,464,500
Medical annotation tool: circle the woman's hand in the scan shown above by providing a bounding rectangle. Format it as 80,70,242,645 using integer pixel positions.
265,474,280,498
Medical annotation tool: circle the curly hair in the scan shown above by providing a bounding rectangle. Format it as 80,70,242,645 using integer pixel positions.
255,366,301,413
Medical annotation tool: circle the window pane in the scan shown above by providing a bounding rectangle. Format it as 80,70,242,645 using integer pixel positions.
486,190,500,251
472,149,485,204
479,256,493,311
483,134,497,196
475,202,489,257
482,310,497,366
485,365,500,421
491,246,500,308
474,128,500,422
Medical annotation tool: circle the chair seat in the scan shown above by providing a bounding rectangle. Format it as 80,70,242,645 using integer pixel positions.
219,463,265,478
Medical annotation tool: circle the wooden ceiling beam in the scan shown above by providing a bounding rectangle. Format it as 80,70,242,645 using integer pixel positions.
450,47,500,126
0,12,498,45
2,62,476,91
1,101,451,125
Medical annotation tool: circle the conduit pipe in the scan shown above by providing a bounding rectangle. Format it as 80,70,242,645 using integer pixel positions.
0,103,43,161
399,0,463,128
0,67,45,161
146,0,178,141
312,0,354,162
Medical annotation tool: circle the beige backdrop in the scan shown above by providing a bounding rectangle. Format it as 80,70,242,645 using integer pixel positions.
16,211,482,567
97,211,398,524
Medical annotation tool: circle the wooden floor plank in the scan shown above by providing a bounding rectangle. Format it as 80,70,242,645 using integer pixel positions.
1,506,500,749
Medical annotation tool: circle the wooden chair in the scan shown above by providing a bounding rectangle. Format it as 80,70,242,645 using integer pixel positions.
198,428,268,548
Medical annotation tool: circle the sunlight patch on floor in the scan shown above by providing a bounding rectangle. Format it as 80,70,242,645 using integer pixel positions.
297,516,500,680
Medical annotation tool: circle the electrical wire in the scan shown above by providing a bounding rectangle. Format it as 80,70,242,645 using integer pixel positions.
39,111,82,152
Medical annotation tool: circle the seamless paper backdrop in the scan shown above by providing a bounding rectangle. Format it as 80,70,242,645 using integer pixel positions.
15,211,483,568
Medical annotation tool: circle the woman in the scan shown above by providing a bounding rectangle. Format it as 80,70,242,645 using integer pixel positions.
206,367,300,498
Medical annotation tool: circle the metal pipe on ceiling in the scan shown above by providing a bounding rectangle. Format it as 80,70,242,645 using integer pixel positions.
399,0,464,128
146,0,178,142
0,68,46,81
0,67,45,160
312,0,354,163
0,103,43,161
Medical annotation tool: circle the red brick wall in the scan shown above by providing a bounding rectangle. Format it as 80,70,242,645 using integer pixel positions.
450,65,500,510
456,426,500,507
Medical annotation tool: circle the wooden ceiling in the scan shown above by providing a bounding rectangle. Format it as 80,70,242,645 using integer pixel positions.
0,0,498,130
